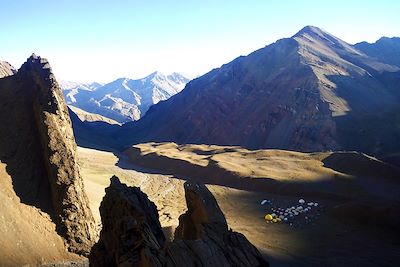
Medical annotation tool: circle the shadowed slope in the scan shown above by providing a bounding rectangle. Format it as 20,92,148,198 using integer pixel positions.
355,37,400,67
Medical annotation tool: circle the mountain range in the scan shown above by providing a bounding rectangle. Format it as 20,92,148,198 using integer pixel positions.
61,72,191,123
0,55,267,266
114,26,400,162
1,25,400,266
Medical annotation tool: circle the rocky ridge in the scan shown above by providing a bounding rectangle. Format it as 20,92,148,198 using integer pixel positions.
0,54,97,256
0,60,16,78
90,176,269,266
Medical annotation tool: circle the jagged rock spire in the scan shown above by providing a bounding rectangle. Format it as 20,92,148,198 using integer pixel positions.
15,54,98,255
90,176,269,266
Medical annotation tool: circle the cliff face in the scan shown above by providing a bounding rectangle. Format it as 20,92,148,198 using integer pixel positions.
0,54,97,256
90,176,269,267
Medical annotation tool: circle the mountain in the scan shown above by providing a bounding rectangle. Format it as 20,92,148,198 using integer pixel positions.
0,61,16,78
115,26,400,159
0,54,97,264
355,37,400,67
61,72,191,123
61,80,103,103
68,106,121,151
68,105,120,125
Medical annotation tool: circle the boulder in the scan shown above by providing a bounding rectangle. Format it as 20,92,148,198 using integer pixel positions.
168,181,269,267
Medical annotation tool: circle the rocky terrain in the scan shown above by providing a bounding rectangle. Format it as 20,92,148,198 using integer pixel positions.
90,176,268,266
0,61,16,78
62,72,190,123
0,54,97,265
116,26,400,162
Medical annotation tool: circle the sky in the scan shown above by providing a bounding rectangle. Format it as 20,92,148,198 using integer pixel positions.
1,0,399,83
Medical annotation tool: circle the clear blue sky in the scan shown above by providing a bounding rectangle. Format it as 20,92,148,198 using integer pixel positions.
1,0,399,82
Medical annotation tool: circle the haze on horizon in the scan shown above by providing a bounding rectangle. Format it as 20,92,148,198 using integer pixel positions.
1,0,399,83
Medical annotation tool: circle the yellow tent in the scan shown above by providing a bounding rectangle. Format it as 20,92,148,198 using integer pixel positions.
264,214,273,221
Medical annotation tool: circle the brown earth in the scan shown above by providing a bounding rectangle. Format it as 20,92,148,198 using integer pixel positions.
77,144,400,266
0,162,84,267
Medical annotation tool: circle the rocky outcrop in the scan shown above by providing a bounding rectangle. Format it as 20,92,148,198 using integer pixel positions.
169,181,269,266
0,54,97,255
0,60,16,78
90,176,268,267
89,176,165,266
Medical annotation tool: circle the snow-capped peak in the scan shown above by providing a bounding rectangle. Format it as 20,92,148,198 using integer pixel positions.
60,71,192,123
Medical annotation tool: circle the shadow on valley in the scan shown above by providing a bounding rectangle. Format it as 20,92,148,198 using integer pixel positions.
68,106,121,152
114,151,400,266
219,189,400,267
115,145,400,240
115,148,400,205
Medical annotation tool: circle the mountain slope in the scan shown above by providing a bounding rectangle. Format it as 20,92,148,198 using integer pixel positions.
68,105,120,125
355,37,400,67
68,106,121,151
61,80,103,103
0,61,16,78
62,72,190,123
116,26,400,158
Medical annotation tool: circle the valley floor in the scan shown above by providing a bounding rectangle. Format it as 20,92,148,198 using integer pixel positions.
78,145,400,267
